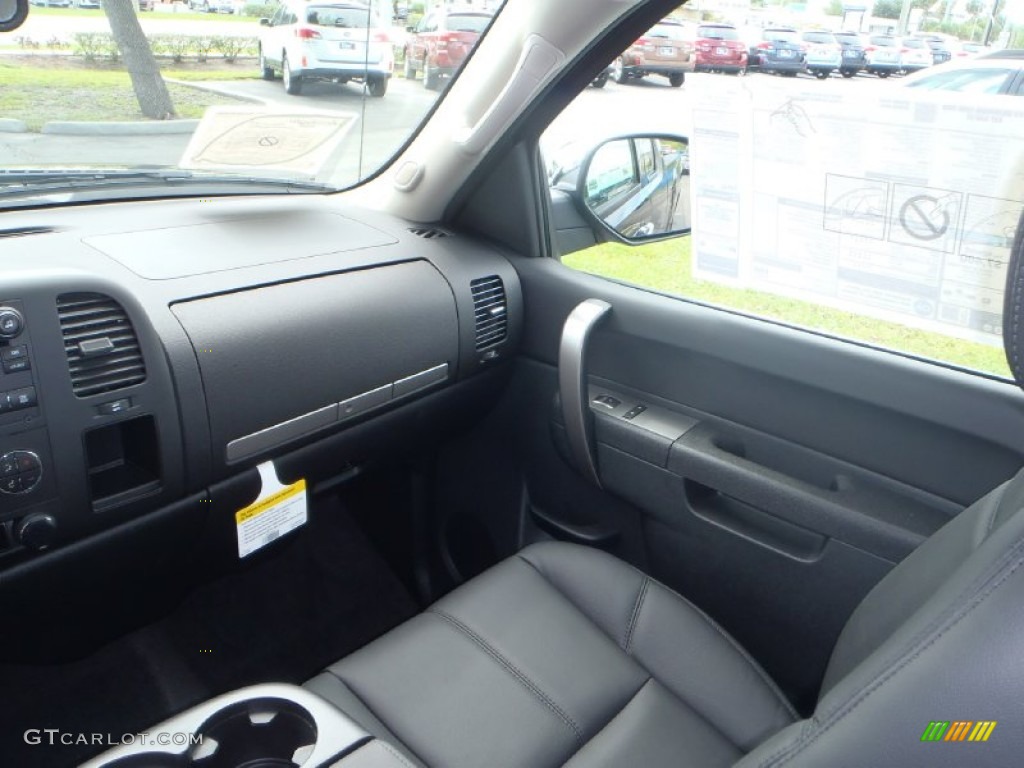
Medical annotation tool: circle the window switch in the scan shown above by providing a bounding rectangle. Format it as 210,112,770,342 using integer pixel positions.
593,394,621,409
623,405,647,420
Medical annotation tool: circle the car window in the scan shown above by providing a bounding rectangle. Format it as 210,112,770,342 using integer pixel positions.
908,68,1016,94
306,6,378,28
446,13,492,33
650,23,687,40
698,26,738,41
764,30,799,44
545,6,1021,379
0,0,501,198
903,38,926,49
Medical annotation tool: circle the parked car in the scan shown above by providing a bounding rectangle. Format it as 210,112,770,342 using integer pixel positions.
901,58,1024,95
693,23,748,74
900,37,934,73
611,19,694,87
591,62,613,88
748,27,805,76
863,34,903,77
915,35,953,65
834,30,867,77
74,0,101,8
953,40,990,57
801,29,842,79
29,0,71,7
258,2,393,97
403,6,492,90
137,0,155,10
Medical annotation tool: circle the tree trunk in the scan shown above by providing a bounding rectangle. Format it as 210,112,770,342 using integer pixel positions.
103,0,176,119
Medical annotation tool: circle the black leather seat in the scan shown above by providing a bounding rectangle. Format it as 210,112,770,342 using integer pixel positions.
307,541,795,768
307,468,1024,767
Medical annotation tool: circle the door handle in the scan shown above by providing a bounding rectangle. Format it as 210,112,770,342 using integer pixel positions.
558,298,611,487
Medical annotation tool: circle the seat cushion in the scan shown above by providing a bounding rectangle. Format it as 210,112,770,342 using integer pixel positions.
306,542,796,768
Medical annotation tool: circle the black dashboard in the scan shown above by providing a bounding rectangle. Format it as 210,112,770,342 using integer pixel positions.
0,194,522,576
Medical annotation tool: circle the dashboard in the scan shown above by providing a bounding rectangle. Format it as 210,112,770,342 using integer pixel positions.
0,194,522,573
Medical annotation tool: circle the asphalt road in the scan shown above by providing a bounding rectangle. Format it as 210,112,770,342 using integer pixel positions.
0,66,899,188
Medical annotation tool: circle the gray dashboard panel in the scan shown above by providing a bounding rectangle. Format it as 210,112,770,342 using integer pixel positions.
83,210,397,280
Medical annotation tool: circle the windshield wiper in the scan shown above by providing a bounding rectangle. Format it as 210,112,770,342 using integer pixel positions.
0,169,334,197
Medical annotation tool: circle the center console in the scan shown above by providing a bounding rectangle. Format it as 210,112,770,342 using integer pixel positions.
81,684,412,768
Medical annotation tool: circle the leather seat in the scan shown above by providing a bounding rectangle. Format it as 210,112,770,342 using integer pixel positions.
306,541,796,768
307,466,1024,767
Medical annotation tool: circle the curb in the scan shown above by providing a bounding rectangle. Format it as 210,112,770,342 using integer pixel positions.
41,119,200,136
0,119,28,134
164,78,266,104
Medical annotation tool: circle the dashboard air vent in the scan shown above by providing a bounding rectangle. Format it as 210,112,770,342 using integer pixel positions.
408,226,449,239
56,293,146,397
471,276,507,351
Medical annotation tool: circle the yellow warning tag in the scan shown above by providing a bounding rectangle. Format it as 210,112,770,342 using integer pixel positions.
235,478,307,558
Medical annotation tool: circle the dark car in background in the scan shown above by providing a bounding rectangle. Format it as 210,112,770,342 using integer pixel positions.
834,30,867,77
613,19,694,87
693,23,748,74
917,35,953,65
403,7,492,90
751,27,805,76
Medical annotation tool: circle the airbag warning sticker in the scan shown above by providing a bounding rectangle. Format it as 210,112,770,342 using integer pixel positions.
235,479,307,558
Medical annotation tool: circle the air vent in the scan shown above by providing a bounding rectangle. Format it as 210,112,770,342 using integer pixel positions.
57,293,146,397
471,276,507,351
408,226,449,239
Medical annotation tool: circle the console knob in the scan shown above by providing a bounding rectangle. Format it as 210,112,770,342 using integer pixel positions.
15,514,57,551
0,307,24,339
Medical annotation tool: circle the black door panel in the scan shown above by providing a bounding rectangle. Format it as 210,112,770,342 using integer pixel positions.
503,255,1024,712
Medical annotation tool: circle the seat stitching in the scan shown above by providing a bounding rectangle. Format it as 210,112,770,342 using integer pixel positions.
376,740,419,768
622,577,649,653
560,677,653,767
322,669,431,768
517,551,798,722
753,542,1024,768
428,607,584,745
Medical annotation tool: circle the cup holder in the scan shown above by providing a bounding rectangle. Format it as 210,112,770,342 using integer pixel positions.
84,684,368,768
191,698,317,768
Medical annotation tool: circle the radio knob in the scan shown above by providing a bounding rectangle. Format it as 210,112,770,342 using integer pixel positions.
0,307,24,339
15,514,57,551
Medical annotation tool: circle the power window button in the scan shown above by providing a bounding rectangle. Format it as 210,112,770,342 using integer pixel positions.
623,405,648,420
593,395,621,409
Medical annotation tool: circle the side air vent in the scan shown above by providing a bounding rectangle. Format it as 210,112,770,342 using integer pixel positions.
57,293,146,397
408,227,449,239
471,275,507,351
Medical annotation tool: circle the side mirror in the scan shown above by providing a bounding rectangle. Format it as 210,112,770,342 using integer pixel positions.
0,0,28,33
574,135,690,243
259,17,271,26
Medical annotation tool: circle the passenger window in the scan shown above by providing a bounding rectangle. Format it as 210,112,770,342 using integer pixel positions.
544,5,1019,379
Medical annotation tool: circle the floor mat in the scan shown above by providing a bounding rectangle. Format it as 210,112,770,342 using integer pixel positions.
0,502,418,767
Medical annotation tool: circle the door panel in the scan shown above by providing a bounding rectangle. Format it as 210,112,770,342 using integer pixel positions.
503,254,1024,712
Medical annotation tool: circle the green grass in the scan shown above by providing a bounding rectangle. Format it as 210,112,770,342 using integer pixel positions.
565,240,1012,379
0,63,247,129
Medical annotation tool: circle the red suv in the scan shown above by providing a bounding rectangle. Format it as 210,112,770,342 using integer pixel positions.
693,23,748,74
403,7,493,90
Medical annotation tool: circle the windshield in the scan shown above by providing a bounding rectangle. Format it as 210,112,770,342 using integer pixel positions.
0,0,502,205
870,36,898,47
903,38,926,48
447,13,491,33
764,30,799,44
834,33,860,44
649,23,687,40
803,32,835,44
698,26,738,41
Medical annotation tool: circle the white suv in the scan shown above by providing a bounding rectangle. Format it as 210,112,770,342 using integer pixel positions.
258,2,394,97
